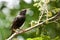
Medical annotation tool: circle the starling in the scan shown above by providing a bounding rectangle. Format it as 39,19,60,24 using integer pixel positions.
11,9,27,34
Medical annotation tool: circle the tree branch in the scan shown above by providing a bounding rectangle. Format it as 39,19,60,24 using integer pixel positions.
6,13,60,40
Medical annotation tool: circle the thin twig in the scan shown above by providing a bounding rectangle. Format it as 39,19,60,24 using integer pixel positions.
38,11,44,23
6,14,59,40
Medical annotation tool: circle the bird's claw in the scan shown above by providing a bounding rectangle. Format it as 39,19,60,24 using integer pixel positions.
15,29,20,33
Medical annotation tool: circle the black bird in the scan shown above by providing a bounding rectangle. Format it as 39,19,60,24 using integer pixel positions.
11,9,27,34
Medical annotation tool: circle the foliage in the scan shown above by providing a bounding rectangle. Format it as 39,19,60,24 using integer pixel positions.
0,0,60,40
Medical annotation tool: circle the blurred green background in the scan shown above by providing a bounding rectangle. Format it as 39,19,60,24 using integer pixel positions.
0,0,60,40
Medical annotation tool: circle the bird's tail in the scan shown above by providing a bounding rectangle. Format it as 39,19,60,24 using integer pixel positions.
7,29,15,39
11,29,15,35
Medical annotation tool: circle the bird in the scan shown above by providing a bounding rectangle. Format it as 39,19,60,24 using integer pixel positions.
11,9,27,34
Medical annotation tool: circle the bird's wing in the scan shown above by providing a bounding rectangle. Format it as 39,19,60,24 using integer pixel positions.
12,16,22,24
11,16,25,29
11,17,18,29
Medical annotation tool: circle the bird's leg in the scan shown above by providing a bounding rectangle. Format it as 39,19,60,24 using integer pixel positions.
13,29,16,32
19,28,25,31
13,29,19,34
15,29,20,34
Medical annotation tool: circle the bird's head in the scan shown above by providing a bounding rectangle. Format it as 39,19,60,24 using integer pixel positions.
19,9,27,15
